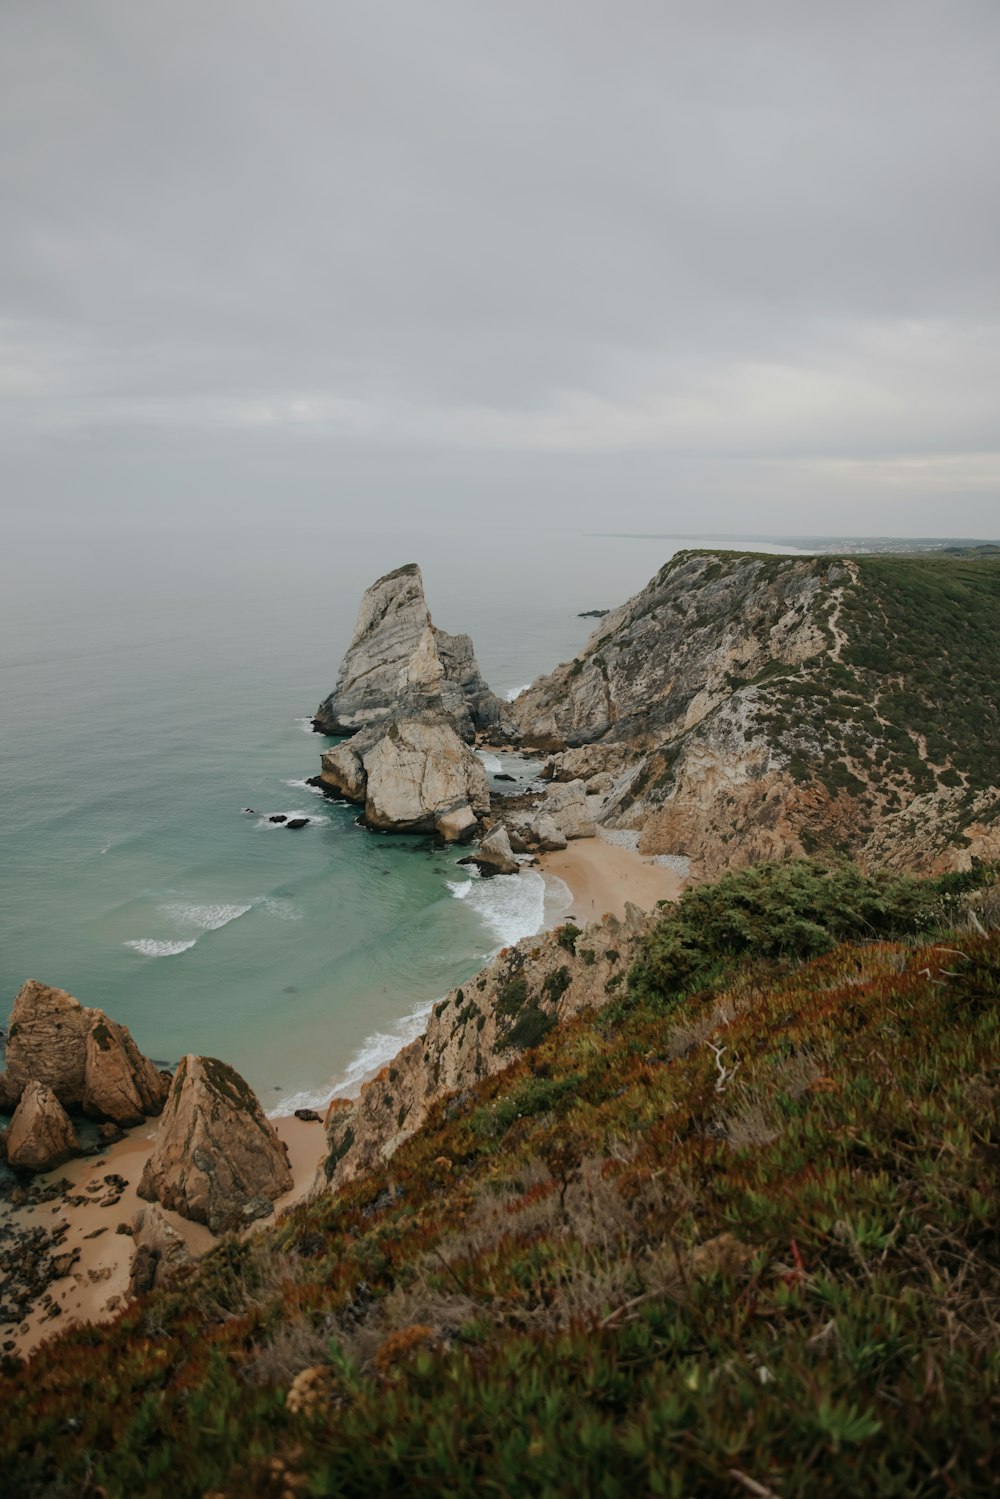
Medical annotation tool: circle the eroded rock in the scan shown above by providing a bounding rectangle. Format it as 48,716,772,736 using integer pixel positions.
137,1055,293,1235
320,714,490,840
6,1081,79,1173
0,980,169,1125
314,563,509,741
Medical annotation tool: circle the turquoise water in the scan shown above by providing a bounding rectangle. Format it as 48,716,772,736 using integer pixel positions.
0,524,793,1111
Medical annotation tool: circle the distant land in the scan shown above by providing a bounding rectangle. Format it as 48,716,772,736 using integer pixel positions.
594,533,999,556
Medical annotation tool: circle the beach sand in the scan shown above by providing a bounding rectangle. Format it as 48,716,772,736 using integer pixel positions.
537,837,684,922
5,836,682,1359
6,1114,325,1359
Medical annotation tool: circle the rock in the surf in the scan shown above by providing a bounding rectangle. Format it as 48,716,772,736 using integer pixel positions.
5,1080,80,1172
137,1055,293,1235
320,714,490,841
0,980,169,1125
459,823,519,876
313,562,511,742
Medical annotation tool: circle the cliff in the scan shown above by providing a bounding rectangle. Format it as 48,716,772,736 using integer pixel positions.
313,563,510,742
515,550,1000,879
5,859,997,1497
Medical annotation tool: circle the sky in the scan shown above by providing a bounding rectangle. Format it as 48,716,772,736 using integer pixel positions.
2,0,998,538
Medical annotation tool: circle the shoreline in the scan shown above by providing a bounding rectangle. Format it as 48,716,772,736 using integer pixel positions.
3,834,683,1362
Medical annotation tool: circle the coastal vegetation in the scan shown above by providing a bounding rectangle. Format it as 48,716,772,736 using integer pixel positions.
3,859,997,1496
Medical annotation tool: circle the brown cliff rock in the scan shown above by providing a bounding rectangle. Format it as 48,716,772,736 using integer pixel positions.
5,1080,80,1172
0,979,169,1123
323,905,655,1191
137,1055,293,1235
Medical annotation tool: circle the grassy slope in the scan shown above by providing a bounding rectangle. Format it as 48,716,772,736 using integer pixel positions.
2,865,998,1497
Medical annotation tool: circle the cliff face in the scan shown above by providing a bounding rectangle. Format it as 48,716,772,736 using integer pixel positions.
515,550,1000,879
314,563,509,742
323,904,654,1189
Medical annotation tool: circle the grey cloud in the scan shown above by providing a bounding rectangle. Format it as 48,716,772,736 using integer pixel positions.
1,0,998,533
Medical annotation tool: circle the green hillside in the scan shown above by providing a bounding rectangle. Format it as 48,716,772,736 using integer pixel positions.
3,861,998,1497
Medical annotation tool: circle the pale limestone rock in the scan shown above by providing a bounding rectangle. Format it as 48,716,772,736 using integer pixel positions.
6,1080,79,1172
137,1055,293,1235
530,815,567,851
460,823,519,876
318,714,489,840
314,563,508,741
0,980,168,1123
543,780,597,839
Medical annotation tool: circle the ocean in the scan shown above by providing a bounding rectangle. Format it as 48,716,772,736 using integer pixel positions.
0,523,793,1114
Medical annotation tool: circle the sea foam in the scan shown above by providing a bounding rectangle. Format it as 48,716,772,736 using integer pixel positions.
272,997,436,1116
124,938,197,958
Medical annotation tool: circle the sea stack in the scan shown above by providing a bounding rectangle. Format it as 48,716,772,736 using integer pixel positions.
313,562,511,742
137,1055,293,1234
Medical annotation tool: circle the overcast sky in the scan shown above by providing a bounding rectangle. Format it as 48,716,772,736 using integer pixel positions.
2,0,998,536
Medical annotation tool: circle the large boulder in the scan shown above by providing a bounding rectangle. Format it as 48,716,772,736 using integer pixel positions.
0,980,169,1124
320,714,490,841
5,1080,80,1172
128,1203,193,1295
459,823,519,877
542,780,598,840
314,563,510,741
137,1055,293,1235
530,815,568,851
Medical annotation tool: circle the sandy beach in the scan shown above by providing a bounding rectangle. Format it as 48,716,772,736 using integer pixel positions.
5,1113,326,1360
3,835,682,1361
537,837,684,922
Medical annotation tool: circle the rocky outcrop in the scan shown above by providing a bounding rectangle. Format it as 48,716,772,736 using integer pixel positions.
323,905,654,1190
0,980,169,1124
128,1204,193,1295
5,1081,80,1172
513,549,1000,880
137,1055,293,1235
459,823,519,876
542,781,597,839
314,563,510,742
319,714,490,840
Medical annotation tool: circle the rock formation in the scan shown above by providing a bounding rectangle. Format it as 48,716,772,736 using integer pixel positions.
128,1204,193,1296
458,823,519,876
512,550,1000,880
314,563,510,742
319,713,490,840
5,1081,80,1172
324,904,654,1189
137,1055,293,1235
541,780,597,840
0,980,169,1125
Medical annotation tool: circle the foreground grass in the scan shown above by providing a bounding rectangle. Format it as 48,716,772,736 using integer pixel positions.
2,865,998,1497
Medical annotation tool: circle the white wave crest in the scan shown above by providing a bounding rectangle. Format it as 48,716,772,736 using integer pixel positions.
505,684,530,701
124,938,197,957
460,868,548,948
446,878,474,899
294,716,317,734
270,998,436,1115
477,751,503,774
283,778,325,796
159,901,254,931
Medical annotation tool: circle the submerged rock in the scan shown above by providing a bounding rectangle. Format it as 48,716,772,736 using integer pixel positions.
6,1081,79,1173
320,714,490,841
137,1055,293,1235
313,562,510,742
0,981,169,1126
